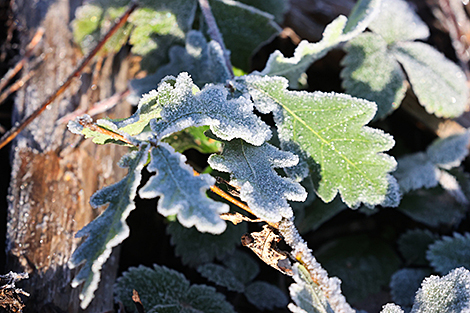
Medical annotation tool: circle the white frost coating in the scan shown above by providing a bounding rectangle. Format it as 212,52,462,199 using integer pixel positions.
67,114,93,135
395,152,439,192
380,304,405,313
68,144,150,309
67,120,84,135
279,218,355,313
139,142,228,234
411,267,470,313
152,72,271,146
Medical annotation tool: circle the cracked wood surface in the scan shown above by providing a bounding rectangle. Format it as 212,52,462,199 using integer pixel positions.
7,0,131,311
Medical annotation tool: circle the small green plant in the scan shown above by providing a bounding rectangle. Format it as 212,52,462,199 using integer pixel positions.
68,0,470,311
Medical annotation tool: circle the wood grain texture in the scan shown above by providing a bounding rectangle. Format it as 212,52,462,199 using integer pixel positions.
7,0,132,311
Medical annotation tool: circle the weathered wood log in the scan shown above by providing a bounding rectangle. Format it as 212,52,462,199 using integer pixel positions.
7,0,132,311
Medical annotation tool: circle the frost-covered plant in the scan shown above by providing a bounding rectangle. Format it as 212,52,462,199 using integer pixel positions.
67,0,470,312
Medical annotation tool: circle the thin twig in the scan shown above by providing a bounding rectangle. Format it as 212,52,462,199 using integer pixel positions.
0,2,138,150
198,0,234,78
0,27,44,92
77,117,134,145
0,70,35,106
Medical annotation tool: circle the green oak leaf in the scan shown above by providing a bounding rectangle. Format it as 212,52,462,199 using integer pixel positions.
241,75,399,208
68,144,151,309
288,263,335,313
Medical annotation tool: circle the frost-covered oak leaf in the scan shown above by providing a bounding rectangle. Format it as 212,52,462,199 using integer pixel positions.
241,75,399,208
114,264,236,313
208,139,307,222
261,0,381,88
151,73,271,146
139,143,229,234
68,144,150,309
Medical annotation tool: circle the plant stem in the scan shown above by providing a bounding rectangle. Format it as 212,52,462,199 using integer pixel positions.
198,0,234,78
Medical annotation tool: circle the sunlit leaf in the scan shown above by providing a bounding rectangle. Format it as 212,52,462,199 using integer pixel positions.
241,75,399,208
367,0,429,44
287,264,335,313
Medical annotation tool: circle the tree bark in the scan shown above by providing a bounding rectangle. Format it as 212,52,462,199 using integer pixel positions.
7,0,131,311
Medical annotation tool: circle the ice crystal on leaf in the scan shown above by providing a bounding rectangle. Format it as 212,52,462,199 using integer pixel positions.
380,304,405,313
241,75,398,208
410,267,470,313
261,0,381,88
139,143,229,234
152,73,271,146
288,263,335,313
114,264,236,313
68,144,151,309
208,139,307,222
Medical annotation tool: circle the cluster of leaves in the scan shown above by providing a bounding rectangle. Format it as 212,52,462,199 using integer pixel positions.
68,0,470,312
